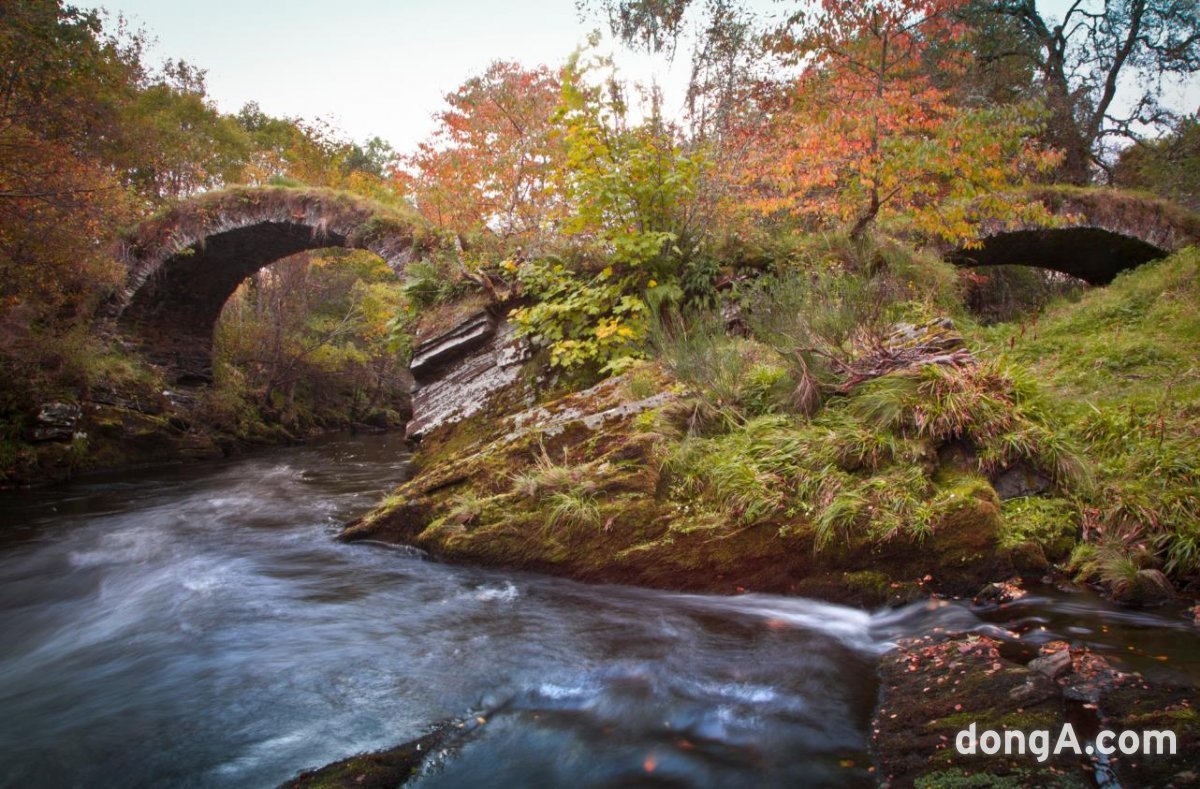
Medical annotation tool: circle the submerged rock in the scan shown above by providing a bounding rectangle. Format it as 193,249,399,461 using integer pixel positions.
283,721,459,788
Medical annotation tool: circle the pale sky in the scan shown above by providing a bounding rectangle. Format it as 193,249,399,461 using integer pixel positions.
97,1,1197,155
96,0,692,153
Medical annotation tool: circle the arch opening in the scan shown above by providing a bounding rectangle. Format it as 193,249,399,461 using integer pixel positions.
947,227,1170,286
209,246,411,430
118,221,355,384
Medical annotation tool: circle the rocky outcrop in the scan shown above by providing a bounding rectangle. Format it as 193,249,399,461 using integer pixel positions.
29,403,82,442
405,310,533,440
408,311,497,379
873,632,1200,787
992,462,1052,500
344,364,1014,603
4,391,205,486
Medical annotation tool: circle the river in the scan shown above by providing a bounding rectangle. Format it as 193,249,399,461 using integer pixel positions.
0,433,1195,788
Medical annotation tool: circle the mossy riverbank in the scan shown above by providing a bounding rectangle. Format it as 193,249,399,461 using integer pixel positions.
347,244,1199,605
0,340,410,487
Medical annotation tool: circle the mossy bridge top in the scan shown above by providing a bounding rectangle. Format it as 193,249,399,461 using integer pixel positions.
108,186,1198,384
944,188,1200,285
107,187,430,384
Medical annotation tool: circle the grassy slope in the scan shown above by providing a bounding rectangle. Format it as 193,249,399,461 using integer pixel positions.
350,234,1199,598
973,247,1200,580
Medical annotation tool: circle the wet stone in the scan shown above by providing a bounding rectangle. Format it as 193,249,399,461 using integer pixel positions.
1028,648,1072,679
30,402,81,442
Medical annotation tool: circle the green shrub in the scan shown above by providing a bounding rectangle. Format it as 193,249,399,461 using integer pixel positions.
401,258,464,308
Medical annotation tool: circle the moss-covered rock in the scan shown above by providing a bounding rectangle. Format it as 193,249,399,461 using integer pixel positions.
874,634,1082,787
875,630,1200,788
344,361,1019,602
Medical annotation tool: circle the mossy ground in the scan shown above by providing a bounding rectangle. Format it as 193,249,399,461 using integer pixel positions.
969,246,1200,583
348,240,1200,600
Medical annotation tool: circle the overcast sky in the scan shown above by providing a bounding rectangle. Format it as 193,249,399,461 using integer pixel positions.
96,0,692,153
96,1,1196,156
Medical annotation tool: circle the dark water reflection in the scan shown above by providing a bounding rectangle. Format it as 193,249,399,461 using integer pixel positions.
0,434,1194,788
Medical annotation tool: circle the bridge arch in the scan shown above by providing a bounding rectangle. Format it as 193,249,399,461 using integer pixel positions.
945,189,1199,285
110,187,429,384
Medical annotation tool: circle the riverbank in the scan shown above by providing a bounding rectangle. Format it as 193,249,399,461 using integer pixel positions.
0,360,411,489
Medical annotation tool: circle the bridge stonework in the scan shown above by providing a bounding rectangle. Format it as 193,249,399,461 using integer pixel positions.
110,187,1197,385
108,187,427,384
946,188,1200,285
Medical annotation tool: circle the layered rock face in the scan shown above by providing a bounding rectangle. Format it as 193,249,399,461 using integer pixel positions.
405,309,532,441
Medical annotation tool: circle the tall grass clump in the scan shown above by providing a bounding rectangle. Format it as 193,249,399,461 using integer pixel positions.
742,267,886,414
850,358,1090,489
661,405,952,549
1069,534,1174,604
510,445,605,534
650,310,794,428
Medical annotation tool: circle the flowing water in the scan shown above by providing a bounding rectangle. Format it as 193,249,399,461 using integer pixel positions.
0,434,1195,788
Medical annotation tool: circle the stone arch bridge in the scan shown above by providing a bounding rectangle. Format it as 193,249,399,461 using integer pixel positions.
108,186,1197,384
944,188,1199,285
107,187,430,384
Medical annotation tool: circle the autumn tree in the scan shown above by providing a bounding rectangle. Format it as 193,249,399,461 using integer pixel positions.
0,0,137,335
589,0,1200,185
737,0,1059,242
971,0,1200,183
231,103,400,204
509,46,710,373
399,61,563,244
119,61,252,201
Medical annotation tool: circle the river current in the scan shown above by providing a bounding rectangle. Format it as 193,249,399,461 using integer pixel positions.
0,433,1195,788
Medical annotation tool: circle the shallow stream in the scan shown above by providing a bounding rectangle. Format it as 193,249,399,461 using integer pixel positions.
0,434,1195,787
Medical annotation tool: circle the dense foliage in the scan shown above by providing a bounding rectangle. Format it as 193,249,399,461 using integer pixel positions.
0,0,410,447
2,0,1198,599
